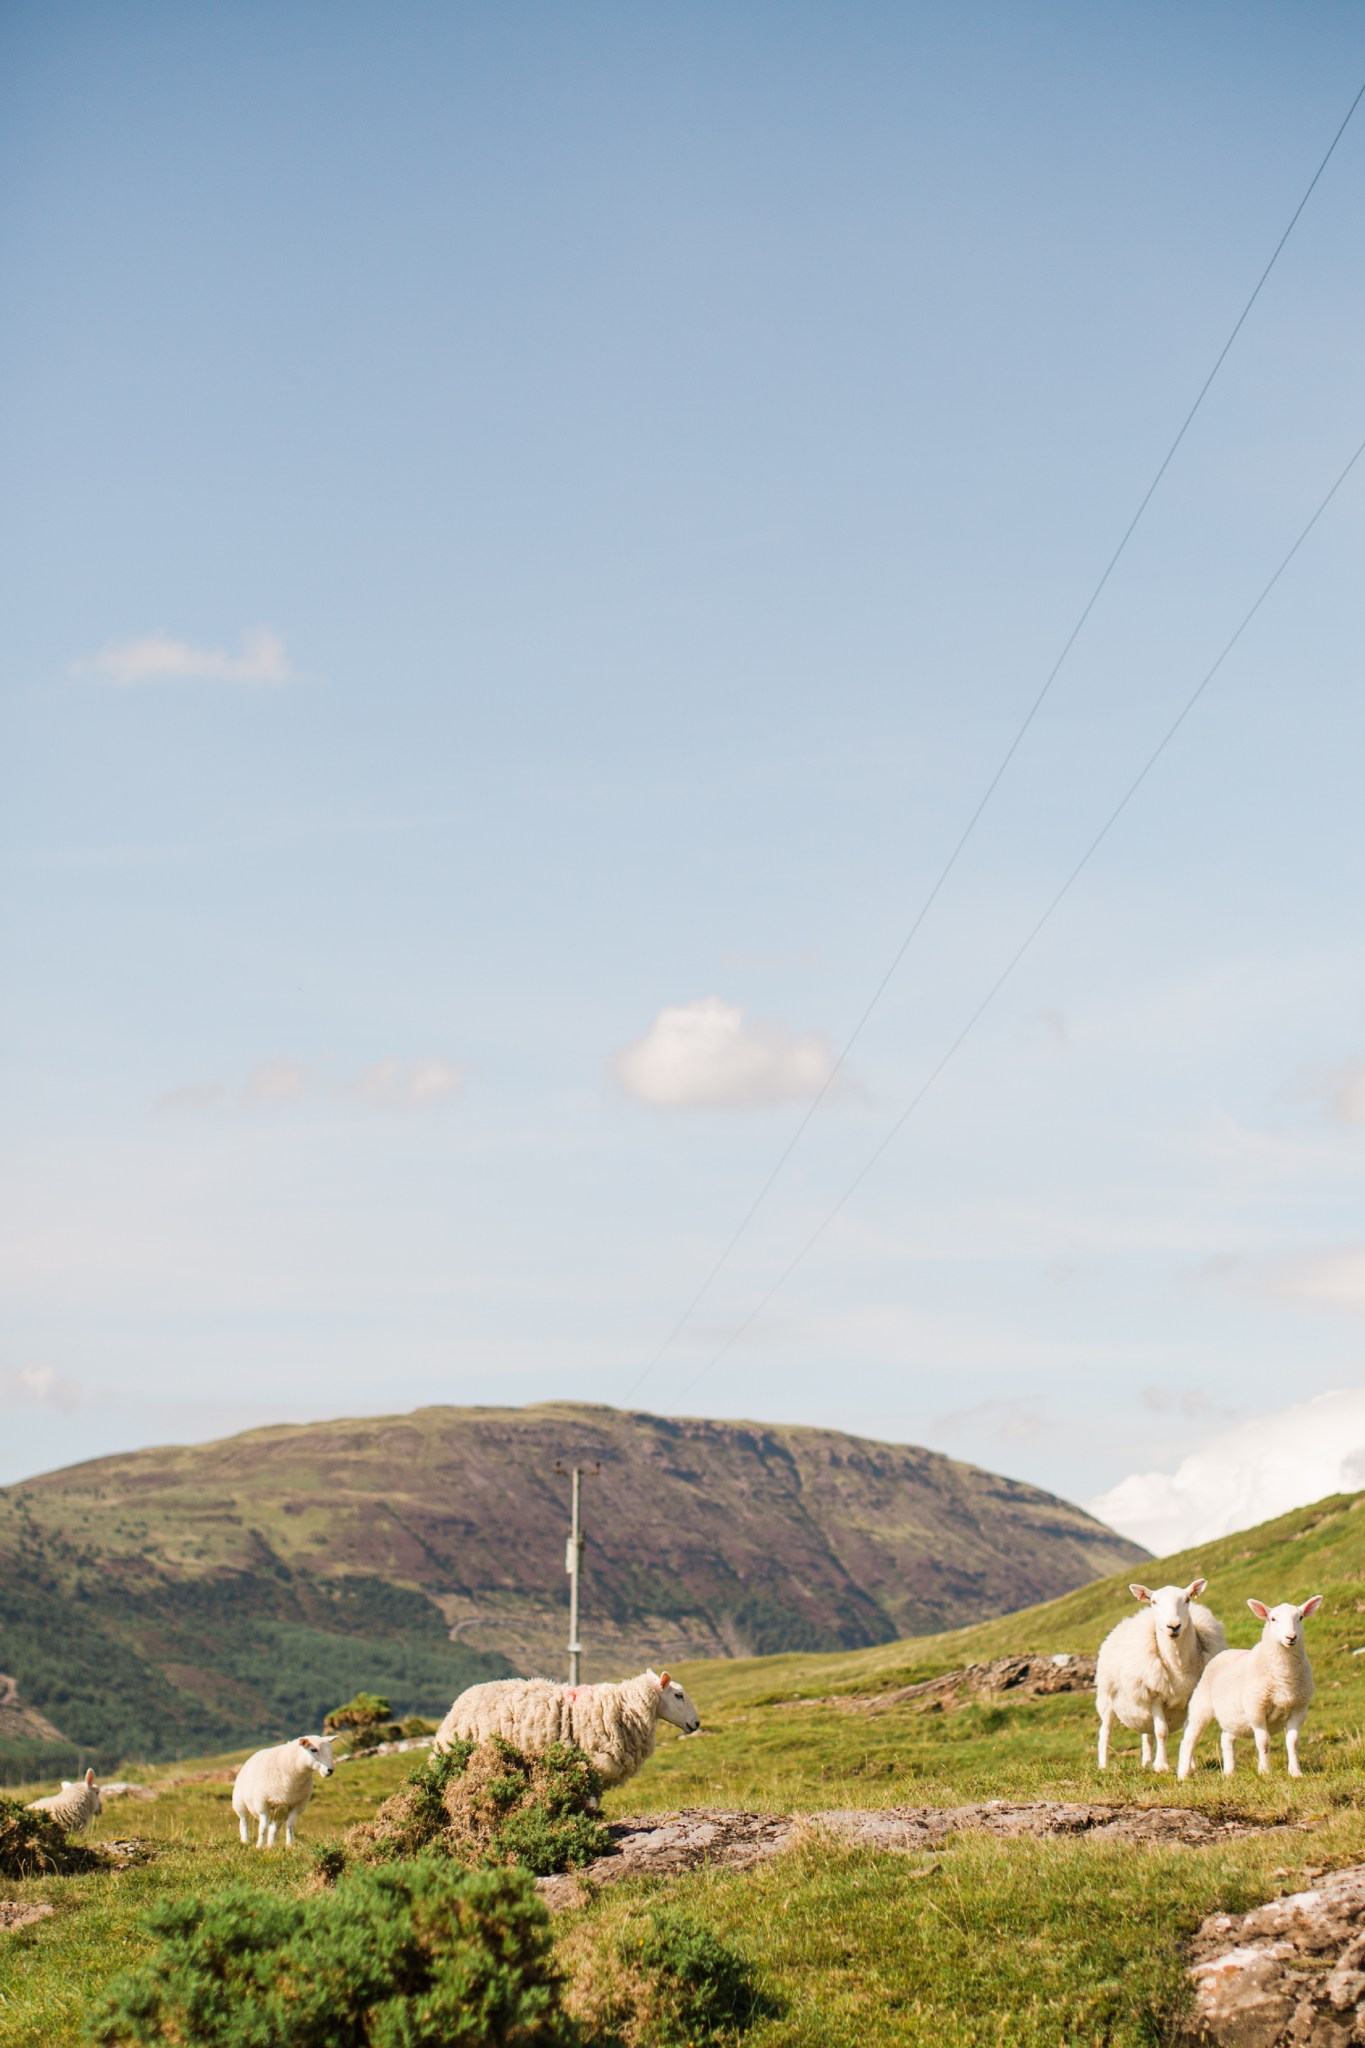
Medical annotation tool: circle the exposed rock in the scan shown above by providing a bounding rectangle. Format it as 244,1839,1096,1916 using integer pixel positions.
818,1653,1098,1715
0,1671,67,1744
1180,1864,1365,2045
98,1782,157,1802
0,1900,54,1932
536,1798,1277,1908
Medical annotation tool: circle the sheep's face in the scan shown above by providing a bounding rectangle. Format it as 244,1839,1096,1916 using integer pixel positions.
298,1736,337,1777
650,1670,702,1735
1131,1578,1206,1644
1249,1596,1322,1649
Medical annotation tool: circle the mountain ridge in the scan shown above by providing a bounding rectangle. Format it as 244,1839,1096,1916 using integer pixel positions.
0,1401,1141,1778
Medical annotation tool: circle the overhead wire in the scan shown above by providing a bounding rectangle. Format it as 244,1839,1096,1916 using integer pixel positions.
675,431,1365,1399
623,75,1365,1406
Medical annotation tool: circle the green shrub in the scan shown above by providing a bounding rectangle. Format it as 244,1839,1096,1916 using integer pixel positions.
323,1690,403,1751
347,1737,611,1877
0,1793,103,1878
562,1906,767,2046
85,1859,572,2047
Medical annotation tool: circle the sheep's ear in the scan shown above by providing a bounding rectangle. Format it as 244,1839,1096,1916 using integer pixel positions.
658,1670,671,1689
85,1768,95,1786
1300,1595,1324,1619
299,1737,317,1750
1129,1584,1152,1603
1184,1578,1207,1601
1247,1599,1270,1621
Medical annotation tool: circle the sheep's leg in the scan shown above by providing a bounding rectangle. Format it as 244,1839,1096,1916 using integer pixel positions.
238,1814,249,1846
1285,1711,1308,1779
255,1813,268,1848
284,1808,298,1848
1252,1725,1272,1776
1139,1732,1152,1769
1097,1705,1115,1770
265,1817,280,1848
1221,1730,1236,1775
1178,1701,1212,1780
1151,1709,1171,1773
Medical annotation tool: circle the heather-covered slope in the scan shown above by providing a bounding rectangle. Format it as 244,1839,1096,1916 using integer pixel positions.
0,1401,1139,1776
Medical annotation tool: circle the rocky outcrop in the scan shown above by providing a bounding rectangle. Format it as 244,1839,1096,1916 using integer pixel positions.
1181,1865,1365,2046
818,1652,1097,1714
536,1798,1276,1908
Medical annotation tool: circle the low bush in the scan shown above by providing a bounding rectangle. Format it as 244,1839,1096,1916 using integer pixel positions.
323,1691,404,1752
0,1793,103,1879
85,1859,571,2048
563,1905,767,2046
347,1737,612,1877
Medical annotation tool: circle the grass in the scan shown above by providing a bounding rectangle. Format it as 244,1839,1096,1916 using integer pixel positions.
4,1490,1365,2044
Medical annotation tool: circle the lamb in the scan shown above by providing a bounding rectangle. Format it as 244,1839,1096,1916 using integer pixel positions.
26,1766,102,1835
434,1668,701,1790
1095,1579,1227,1772
231,1734,338,1848
1177,1596,1322,1779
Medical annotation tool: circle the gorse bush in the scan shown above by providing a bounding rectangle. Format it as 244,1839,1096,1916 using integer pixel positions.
85,1860,572,2048
562,1906,767,2046
0,1794,102,1879
347,1737,612,1877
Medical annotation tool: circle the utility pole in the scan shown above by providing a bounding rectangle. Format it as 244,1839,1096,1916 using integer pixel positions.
554,1460,599,1686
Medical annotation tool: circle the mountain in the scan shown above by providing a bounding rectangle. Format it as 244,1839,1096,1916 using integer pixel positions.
0,1402,1141,1778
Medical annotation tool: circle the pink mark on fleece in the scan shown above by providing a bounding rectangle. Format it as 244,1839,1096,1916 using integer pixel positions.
563,1687,590,1702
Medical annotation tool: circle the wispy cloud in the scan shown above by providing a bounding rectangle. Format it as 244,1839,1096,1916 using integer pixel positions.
155,1056,465,1115
613,996,836,1110
354,1058,465,1110
72,627,297,686
932,1395,1048,1444
245,1059,311,1106
0,1362,79,1411
1320,1060,1365,1127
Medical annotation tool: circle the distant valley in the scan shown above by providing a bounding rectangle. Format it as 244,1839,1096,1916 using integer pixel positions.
0,1401,1142,1777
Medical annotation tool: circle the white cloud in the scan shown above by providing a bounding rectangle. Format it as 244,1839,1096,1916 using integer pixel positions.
353,1057,465,1110
0,1362,79,1411
613,997,836,1109
72,627,296,686
1088,1386,1365,1556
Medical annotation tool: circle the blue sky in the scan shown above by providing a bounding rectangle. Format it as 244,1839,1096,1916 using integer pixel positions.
3,2,1364,1538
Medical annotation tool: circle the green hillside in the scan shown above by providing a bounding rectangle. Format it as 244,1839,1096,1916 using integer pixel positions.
0,1402,1139,1779
5,1487,1365,2048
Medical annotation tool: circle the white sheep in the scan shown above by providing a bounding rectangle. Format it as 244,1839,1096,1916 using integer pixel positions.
434,1667,701,1790
231,1734,338,1848
26,1767,102,1835
1095,1579,1227,1772
1177,1595,1323,1779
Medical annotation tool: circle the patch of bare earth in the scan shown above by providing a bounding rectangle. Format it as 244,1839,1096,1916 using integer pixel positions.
1180,1864,1365,2046
536,1798,1277,1907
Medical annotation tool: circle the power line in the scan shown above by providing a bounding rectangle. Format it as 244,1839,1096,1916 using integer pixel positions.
674,431,1365,1400
623,75,1365,1406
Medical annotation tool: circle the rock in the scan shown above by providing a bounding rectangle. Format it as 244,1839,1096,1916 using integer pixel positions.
818,1655,1099,1715
535,1800,1278,1908
0,1900,54,1932
1180,1864,1365,2044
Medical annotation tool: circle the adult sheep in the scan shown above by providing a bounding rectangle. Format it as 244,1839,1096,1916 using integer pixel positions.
435,1668,700,1790
232,1734,338,1848
1096,1579,1226,1772
26,1766,102,1835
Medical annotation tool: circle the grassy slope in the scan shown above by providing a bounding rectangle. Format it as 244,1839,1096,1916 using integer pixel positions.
3,1490,1363,2046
